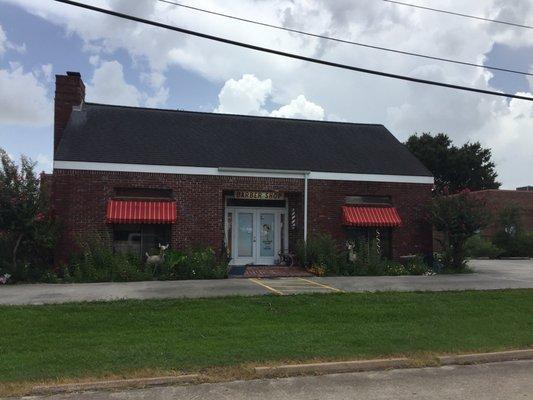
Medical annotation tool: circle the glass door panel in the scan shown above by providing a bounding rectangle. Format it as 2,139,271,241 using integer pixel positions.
237,212,254,258
259,213,275,258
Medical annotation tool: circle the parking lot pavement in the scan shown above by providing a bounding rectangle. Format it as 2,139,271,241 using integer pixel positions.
0,259,531,305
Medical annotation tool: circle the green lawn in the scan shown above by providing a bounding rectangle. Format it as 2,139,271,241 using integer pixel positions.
1,290,532,384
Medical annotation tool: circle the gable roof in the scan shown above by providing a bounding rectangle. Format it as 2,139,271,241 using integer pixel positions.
55,102,432,177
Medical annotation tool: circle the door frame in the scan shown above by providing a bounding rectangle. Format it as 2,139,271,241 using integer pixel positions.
225,205,289,266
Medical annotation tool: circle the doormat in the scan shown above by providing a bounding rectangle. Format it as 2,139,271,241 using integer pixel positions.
228,265,247,277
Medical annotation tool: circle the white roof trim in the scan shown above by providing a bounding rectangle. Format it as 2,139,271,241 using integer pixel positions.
53,161,434,184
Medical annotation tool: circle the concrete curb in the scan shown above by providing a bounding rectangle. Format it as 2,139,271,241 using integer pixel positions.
31,374,199,395
28,350,533,395
439,349,533,365
254,358,411,378
254,349,533,379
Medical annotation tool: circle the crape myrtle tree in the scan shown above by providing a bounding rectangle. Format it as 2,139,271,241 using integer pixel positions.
405,133,500,194
427,189,488,272
0,148,57,282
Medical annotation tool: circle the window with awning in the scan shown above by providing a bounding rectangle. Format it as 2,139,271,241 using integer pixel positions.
106,200,177,224
341,205,402,227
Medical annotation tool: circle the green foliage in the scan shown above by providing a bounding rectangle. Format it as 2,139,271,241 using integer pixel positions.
404,255,431,275
4,290,532,387
64,238,228,282
296,233,345,275
491,204,533,257
464,235,503,259
405,133,500,194
298,233,430,276
0,148,58,282
428,191,488,272
65,236,151,282
162,247,228,280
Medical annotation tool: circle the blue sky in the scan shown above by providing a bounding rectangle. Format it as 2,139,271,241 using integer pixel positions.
0,0,532,188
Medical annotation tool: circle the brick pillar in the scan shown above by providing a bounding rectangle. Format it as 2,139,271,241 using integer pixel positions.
54,71,85,153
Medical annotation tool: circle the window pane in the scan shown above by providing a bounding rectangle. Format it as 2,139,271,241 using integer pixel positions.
113,225,141,256
142,225,171,256
237,213,253,257
260,213,275,257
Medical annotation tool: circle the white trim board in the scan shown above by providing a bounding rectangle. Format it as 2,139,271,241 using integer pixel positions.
53,161,434,184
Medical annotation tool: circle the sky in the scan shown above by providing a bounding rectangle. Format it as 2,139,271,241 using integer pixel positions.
0,0,532,189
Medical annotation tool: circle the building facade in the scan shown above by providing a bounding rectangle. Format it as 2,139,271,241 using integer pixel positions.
50,72,434,265
465,189,533,238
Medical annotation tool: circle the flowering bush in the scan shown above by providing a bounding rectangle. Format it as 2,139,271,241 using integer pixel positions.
0,149,57,282
309,263,326,277
0,273,11,284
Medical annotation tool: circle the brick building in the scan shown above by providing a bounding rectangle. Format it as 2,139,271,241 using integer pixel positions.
50,72,434,265
465,189,533,238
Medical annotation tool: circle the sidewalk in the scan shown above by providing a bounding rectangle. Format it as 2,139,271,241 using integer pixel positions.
1,260,532,305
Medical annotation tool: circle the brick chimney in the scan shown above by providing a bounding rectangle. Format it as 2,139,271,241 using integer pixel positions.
54,71,85,153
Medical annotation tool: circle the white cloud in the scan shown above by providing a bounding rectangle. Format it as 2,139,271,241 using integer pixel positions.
271,95,324,120
41,63,53,82
0,24,7,56
145,86,169,108
0,64,52,126
86,60,142,107
214,74,325,120
215,74,272,115
86,60,170,108
0,23,26,56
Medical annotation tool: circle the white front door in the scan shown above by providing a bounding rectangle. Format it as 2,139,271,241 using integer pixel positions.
229,208,286,265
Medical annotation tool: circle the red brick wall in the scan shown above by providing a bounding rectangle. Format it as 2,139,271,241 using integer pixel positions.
307,180,433,259
51,169,433,263
466,190,533,238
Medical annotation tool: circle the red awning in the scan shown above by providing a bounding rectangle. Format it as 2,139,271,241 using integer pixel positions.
341,205,402,227
106,200,177,224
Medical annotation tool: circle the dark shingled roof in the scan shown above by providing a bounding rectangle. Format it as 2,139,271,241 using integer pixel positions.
55,102,432,177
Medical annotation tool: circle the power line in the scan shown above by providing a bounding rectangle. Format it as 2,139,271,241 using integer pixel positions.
383,0,533,30
157,0,533,77
54,0,533,102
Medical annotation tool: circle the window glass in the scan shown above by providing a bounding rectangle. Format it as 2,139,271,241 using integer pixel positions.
113,224,141,256
113,224,171,258
346,227,392,259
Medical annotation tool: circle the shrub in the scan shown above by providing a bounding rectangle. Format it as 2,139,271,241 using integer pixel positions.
296,233,345,275
65,236,151,283
163,247,228,280
0,149,58,282
403,255,430,275
464,235,503,258
493,231,533,257
383,262,408,276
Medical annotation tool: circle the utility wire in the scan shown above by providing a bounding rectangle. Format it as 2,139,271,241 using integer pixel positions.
53,0,533,101
157,0,532,77
383,0,533,30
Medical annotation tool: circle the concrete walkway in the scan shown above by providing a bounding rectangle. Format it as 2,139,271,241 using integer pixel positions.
1,259,532,305
17,360,533,399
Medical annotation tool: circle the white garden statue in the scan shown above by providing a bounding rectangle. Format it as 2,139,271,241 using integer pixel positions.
145,244,169,266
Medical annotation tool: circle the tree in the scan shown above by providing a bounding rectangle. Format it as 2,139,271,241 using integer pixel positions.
0,148,56,281
427,190,488,272
405,133,500,194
